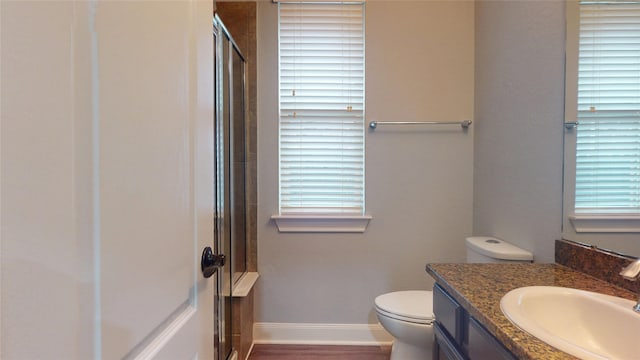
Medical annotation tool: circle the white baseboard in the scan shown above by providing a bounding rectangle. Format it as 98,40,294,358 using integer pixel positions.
253,322,393,346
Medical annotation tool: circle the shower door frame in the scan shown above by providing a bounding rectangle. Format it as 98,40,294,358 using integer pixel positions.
214,13,249,360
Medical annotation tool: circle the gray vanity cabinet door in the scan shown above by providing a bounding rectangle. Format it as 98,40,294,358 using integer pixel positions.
433,284,464,342
468,317,517,360
434,324,467,360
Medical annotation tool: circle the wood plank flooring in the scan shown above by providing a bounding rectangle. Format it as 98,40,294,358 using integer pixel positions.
247,344,391,360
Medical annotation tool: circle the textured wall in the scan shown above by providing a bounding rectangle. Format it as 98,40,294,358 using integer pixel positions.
473,0,565,263
256,0,474,324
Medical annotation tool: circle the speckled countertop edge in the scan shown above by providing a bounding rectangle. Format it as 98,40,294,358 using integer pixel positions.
425,263,637,360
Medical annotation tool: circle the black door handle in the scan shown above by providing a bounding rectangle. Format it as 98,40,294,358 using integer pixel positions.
201,246,225,278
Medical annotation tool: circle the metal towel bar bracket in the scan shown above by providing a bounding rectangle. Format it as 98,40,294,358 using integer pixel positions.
564,121,579,129
368,120,472,130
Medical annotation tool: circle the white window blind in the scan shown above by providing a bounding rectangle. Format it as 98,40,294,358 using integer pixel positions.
278,2,365,215
575,1,640,214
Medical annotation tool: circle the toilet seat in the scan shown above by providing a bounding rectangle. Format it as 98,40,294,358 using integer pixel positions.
375,290,434,325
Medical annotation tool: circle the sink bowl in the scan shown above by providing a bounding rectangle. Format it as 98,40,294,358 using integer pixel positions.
500,286,640,360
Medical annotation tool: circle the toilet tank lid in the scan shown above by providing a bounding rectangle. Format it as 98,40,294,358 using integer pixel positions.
466,236,533,261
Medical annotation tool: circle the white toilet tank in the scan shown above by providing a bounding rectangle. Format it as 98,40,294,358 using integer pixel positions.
465,236,533,263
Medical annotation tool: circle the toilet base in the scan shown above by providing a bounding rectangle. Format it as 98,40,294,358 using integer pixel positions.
390,339,433,360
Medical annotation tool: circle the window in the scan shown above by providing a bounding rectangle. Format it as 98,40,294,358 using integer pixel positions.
564,0,640,232
273,2,370,232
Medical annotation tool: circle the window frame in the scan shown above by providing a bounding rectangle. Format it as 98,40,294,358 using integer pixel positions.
271,1,371,233
562,0,640,234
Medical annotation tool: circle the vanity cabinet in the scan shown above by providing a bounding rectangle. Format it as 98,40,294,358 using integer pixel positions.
433,284,516,360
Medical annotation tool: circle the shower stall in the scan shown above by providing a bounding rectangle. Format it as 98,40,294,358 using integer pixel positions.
214,14,248,360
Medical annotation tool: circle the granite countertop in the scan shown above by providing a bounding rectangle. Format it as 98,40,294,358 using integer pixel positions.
426,263,637,360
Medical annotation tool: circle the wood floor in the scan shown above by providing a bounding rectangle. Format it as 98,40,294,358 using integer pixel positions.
247,344,392,360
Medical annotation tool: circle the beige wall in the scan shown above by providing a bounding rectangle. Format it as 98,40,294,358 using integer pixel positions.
473,0,565,263
256,0,474,324
253,0,639,330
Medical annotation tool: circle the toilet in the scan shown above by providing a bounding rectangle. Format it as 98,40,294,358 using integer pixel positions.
374,236,533,360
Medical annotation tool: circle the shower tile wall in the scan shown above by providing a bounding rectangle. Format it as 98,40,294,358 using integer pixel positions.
216,1,257,273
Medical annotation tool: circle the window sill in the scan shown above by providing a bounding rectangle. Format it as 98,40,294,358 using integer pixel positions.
232,272,259,297
569,214,640,233
271,214,372,233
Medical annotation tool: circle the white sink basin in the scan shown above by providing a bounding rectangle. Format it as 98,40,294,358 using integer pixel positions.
500,286,640,360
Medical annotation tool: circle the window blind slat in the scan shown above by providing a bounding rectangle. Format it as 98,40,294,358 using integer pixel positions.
575,1,640,214
278,2,365,215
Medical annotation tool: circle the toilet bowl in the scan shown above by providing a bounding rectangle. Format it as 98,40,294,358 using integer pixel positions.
374,290,434,360
374,236,533,360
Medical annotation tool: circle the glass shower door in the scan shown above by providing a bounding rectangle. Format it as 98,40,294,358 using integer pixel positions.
214,13,248,360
